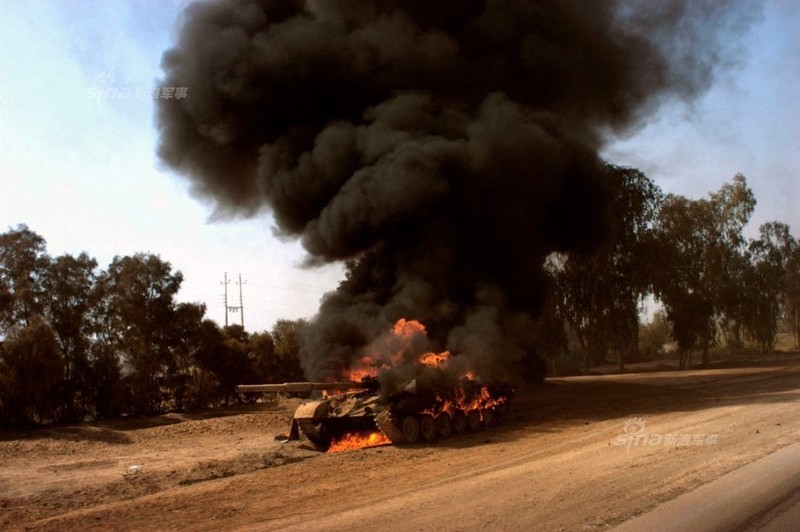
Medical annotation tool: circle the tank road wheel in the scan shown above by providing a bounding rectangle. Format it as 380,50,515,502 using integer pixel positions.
436,413,453,438
452,410,467,434
418,414,437,441
400,415,420,444
481,408,495,427
466,409,482,431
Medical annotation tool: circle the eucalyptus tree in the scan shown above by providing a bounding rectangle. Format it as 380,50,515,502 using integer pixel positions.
740,222,795,351
0,225,49,335
168,301,208,409
550,165,662,373
39,253,98,419
270,319,306,381
98,253,184,414
653,174,755,368
787,244,800,349
0,317,63,424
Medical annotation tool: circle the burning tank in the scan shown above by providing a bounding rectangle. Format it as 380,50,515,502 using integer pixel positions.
236,378,513,452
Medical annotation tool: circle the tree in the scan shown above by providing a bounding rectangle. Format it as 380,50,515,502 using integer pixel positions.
0,317,64,424
526,273,569,377
40,253,98,420
550,166,662,373
98,253,184,414
86,341,125,419
168,302,208,410
740,222,795,351
248,330,277,382
85,271,125,418
0,225,49,335
190,319,227,407
218,325,252,404
271,319,306,381
787,244,800,349
655,196,713,368
639,310,672,360
653,175,755,368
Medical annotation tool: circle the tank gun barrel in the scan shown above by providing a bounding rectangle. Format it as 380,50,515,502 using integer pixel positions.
236,381,376,394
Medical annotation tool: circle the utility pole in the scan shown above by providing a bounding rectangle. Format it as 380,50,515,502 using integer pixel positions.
236,273,247,328
221,272,230,327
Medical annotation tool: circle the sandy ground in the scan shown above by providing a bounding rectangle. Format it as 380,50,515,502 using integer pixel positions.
2,356,799,531
614,440,800,531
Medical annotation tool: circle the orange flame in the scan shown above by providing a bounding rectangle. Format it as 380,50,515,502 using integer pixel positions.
422,385,510,418
327,431,391,453
344,319,475,381
419,350,451,367
343,318,434,381
393,318,426,337
344,354,378,382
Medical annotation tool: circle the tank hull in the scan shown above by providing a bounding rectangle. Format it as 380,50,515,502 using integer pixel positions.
287,381,514,451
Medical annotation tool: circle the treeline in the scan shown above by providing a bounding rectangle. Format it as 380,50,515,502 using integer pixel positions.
3,167,800,425
537,166,800,375
0,229,304,425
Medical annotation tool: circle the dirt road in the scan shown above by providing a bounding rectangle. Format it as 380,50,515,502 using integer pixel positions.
2,357,799,530
614,440,800,531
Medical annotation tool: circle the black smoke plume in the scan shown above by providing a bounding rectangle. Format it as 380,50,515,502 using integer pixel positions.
157,0,758,385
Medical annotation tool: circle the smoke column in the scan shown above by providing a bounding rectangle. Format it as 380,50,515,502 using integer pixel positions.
157,0,758,385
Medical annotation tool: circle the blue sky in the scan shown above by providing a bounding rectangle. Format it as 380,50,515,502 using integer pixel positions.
605,0,800,229
0,1,797,332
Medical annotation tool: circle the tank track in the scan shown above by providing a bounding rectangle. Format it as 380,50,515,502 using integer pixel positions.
376,407,508,445
296,419,328,450
373,409,404,443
